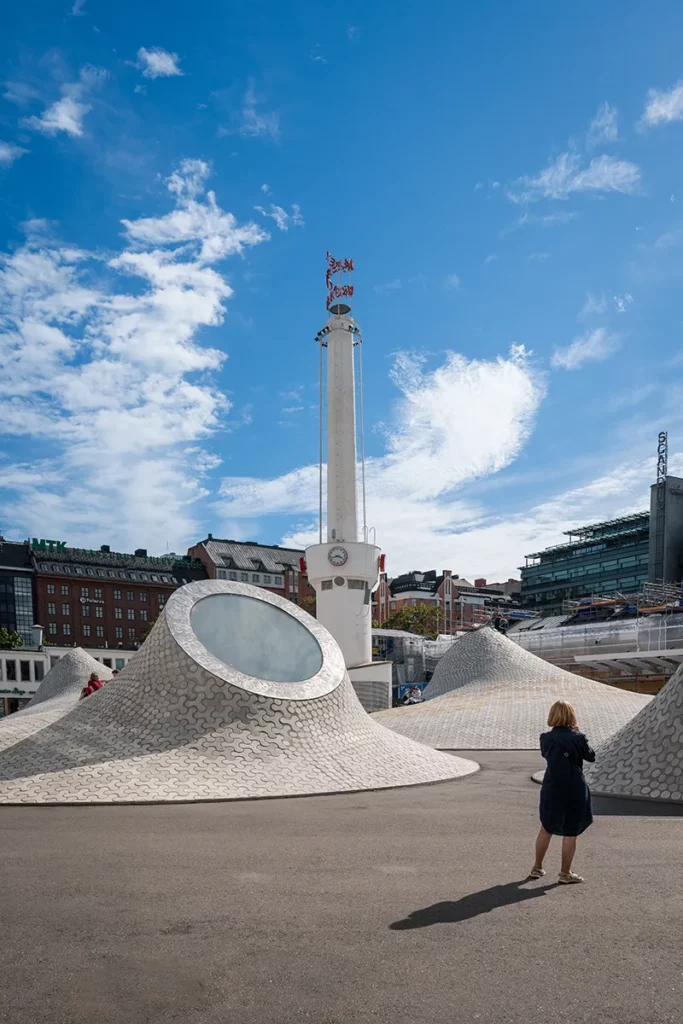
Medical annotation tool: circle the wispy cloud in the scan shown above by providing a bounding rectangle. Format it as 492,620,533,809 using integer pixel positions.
607,383,656,411
136,47,184,79
123,158,268,261
310,44,327,63
260,183,271,194
24,65,106,137
254,203,304,231
347,25,360,40
69,0,87,14
528,252,549,262
374,279,402,295
551,327,621,370
580,291,633,318
510,152,641,203
445,272,461,290
502,210,578,236
281,406,304,414
0,141,27,167
238,82,279,139
484,253,498,264
640,79,683,127
3,81,41,106
587,102,618,147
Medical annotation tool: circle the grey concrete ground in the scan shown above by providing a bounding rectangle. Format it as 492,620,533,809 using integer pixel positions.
2,751,681,1024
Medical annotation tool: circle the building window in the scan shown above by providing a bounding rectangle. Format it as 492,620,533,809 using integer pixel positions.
61,584,69,595
118,571,126,579
82,605,90,616
126,591,134,601
140,609,148,621
115,658,125,670
115,607,122,619
47,583,55,594
151,575,159,582
127,608,135,620
228,571,237,581
52,565,60,572
252,573,260,583
263,575,271,584
86,568,94,576
240,573,248,582
20,661,31,682
63,623,71,635
81,587,89,598
96,626,104,638
48,622,57,635
157,594,165,606
139,592,147,601
115,626,123,639
108,570,116,578
74,566,84,575
128,627,136,639
47,602,56,615
140,573,149,581
40,563,49,571
216,569,227,579
273,575,283,587
83,625,91,636
94,587,102,599
390,601,396,610
95,606,103,618
61,603,70,616
114,589,121,600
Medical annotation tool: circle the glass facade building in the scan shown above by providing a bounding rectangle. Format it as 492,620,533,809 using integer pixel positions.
520,513,651,614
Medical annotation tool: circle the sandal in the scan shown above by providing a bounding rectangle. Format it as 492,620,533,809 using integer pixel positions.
559,871,584,884
528,867,546,879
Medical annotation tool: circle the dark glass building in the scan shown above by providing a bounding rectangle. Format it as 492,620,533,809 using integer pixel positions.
0,539,35,644
520,513,651,614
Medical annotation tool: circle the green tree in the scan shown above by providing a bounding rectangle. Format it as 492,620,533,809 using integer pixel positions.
0,628,24,650
380,603,441,639
299,595,316,617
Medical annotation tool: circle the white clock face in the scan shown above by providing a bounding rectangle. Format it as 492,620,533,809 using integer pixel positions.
328,546,348,567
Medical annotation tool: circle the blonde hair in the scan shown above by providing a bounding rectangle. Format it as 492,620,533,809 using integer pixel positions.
547,700,578,729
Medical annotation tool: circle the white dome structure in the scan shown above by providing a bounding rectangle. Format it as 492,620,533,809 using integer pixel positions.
0,649,113,755
583,664,683,804
373,627,650,750
0,581,477,804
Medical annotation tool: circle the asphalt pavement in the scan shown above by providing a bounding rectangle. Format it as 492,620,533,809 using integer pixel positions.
1,751,681,1024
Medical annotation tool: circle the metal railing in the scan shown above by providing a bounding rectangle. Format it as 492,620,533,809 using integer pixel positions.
513,618,683,670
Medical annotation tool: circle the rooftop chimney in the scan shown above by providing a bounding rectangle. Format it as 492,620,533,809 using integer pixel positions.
100,544,110,553
134,548,147,558
475,578,486,588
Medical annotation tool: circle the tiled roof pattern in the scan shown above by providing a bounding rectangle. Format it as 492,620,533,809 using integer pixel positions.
205,539,303,573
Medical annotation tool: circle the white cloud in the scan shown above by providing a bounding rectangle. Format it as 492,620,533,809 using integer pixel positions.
3,81,41,106
260,183,271,194
587,102,619,147
281,406,304,414
24,65,106,137
0,159,270,551
445,272,461,290
580,291,608,318
239,82,279,139
551,327,620,370
528,252,549,262
510,152,641,202
484,253,498,264
254,203,304,231
123,159,269,261
374,279,402,295
613,293,633,314
136,47,183,79
0,141,27,166
640,80,683,127
70,0,87,14
310,44,327,63
347,25,360,40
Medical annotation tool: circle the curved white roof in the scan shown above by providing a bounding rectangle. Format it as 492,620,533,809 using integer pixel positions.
0,581,477,804
373,626,650,749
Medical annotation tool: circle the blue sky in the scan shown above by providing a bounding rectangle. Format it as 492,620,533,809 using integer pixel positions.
2,0,683,579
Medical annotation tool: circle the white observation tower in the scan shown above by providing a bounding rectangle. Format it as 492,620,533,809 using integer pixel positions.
303,255,392,710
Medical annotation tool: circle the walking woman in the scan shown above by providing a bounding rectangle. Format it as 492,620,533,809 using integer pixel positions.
530,700,595,884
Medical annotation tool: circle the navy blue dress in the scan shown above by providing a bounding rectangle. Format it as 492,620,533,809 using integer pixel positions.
539,726,596,837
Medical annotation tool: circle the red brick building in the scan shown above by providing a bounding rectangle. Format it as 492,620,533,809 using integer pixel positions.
32,541,207,650
187,536,316,608
373,569,515,632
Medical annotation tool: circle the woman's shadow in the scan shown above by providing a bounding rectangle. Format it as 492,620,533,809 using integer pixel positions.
390,878,560,930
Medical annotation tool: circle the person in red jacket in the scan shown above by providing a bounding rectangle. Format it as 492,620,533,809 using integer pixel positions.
79,672,103,700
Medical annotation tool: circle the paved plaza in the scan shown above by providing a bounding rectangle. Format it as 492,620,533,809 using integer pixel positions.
2,751,680,1024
